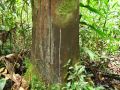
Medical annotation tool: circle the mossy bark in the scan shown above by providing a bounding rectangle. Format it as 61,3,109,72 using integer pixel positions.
31,0,79,84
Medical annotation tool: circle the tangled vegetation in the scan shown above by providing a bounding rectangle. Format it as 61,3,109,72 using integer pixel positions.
0,0,120,90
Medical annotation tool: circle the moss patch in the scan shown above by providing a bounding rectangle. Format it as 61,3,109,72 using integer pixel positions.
56,0,78,15
54,0,78,27
24,58,46,90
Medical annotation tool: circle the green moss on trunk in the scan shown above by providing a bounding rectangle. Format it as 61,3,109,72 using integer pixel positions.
54,0,78,27
57,0,78,15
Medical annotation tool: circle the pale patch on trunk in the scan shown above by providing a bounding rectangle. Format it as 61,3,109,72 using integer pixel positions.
0,40,3,45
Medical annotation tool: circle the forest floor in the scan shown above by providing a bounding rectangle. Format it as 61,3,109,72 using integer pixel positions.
84,55,120,90
0,52,120,90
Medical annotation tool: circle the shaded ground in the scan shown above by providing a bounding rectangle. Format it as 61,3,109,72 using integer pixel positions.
84,56,120,90
1,51,120,90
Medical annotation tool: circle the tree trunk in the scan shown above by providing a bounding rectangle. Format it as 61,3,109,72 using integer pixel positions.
31,0,79,84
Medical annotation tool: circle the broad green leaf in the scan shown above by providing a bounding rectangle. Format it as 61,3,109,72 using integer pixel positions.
104,0,109,5
112,2,118,8
87,0,90,5
80,21,106,37
0,3,5,10
83,47,98,60
0,78,6,90
80,3,102,15
78,66,85,74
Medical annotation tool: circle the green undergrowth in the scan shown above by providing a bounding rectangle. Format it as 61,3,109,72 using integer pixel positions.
24,58,46,90
24,58,104,90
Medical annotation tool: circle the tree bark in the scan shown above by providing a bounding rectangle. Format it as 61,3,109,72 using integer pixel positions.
31,0,79,84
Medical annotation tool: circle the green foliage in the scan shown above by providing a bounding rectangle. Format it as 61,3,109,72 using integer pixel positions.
82,47,99,61
0,0,32,54
0,0,120,89
80,0,120,58
80,3,102,15
31,75,46,90
80,21,106,37
49,84,61,90
62,63,104,90
24,58,46,90
0,78,6,90
23,58,104,90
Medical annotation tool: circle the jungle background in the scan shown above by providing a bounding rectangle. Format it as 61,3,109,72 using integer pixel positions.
0,0,120,90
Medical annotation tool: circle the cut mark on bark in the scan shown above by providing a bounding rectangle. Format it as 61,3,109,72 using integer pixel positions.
58,28,62,83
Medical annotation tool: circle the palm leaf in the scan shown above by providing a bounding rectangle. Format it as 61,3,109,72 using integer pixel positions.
80,21,106,37
80,3,102,15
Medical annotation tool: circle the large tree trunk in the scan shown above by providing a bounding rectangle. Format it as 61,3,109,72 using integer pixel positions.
31,0,79,84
